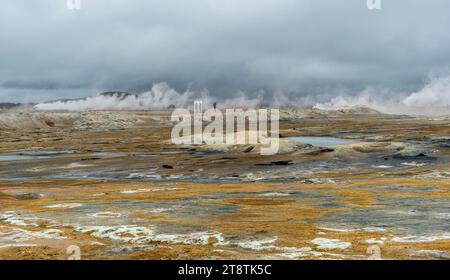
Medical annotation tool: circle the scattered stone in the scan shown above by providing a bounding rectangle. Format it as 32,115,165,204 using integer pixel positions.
387,153,435,161
242,146,254,153
44,120,55,127
304,148,334,156
256,160,293,166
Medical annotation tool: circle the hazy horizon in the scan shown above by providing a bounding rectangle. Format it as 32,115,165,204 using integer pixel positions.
1,0,450,115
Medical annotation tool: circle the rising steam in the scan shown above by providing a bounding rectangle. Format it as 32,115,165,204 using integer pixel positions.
314,75,450,116
35,83,263,111
35,76,450,116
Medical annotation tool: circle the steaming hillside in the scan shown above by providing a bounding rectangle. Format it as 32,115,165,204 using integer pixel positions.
0,103,22,109
32,75,450,116
35,84,268,111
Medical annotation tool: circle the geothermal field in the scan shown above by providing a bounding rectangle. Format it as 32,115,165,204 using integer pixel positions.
0,106,449,260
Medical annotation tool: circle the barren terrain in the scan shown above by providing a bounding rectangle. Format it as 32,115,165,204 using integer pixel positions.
0,108,449,259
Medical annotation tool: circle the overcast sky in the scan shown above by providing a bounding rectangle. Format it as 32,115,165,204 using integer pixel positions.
1,0,449,103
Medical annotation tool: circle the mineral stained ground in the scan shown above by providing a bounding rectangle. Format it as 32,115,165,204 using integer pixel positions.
0,108,449,260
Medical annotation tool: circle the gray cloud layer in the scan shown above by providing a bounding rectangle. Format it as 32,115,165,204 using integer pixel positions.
1,0,449,102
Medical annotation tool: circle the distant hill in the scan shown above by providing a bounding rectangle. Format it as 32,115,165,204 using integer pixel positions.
0,103,22,109
40,92,137,104
99,91,137,100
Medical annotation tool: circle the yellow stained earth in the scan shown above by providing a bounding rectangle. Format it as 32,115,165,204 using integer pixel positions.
0,109,449,259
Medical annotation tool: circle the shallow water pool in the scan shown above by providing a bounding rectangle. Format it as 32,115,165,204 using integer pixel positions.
0,155,37,161
288,136,360,147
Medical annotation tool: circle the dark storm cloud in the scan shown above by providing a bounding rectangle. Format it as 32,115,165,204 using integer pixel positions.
0,0,449,102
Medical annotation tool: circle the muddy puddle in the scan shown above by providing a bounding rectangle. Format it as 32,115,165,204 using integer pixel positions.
288,136,361,147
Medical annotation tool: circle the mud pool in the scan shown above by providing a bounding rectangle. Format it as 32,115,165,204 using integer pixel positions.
288,136,360,147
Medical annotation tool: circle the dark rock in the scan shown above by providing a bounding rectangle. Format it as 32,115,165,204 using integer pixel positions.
305,148,335,156
45,120,55,127
80,157,102,161
242,146,254,153
99,91,136,100
256,160,293,166
385,153,436,161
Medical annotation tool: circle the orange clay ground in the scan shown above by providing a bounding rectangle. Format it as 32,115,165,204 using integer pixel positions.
0,109,449,259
